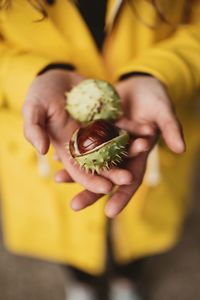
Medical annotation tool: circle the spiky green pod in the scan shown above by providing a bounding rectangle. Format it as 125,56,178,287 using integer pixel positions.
66,79,122,123
68,120,129,174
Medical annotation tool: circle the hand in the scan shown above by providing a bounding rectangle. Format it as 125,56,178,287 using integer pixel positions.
56,75,185,217
22,70,135,195
106,75,185,216
116,75,185,153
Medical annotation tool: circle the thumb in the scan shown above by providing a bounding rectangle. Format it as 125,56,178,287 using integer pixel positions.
157,111,186,154
22,103,50,154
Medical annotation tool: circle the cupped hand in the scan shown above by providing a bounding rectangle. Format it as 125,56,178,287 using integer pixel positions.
115,75,185,153
23,70,113,193
57,75,185,217
22,70,137,195
105,75,186,216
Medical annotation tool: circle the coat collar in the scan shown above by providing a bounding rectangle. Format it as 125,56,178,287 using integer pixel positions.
45,0,124,33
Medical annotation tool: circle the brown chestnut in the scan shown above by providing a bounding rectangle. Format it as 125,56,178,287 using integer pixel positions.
70,120,119,156
68,119,129,173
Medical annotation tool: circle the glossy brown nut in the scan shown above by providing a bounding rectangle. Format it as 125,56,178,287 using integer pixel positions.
72,120,119,155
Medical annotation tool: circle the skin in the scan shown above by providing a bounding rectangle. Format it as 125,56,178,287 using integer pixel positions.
23,70,185,218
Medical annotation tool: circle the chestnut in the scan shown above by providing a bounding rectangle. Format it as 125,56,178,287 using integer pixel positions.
66,79,122,123
68,119,129,173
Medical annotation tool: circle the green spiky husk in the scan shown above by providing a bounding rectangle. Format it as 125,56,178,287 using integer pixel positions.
68,129,129,173
66,79,122,123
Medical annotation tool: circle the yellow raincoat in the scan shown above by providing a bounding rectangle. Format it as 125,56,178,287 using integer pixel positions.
0,0,199,275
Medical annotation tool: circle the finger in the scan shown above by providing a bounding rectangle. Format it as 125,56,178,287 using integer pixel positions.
99,168,134,185
55,146,114,194
71,189,103,211
128,137,152,157
53,151,61,161
157,114,186,154
116,118,155,136
105,153,148,218
105,185,138,218
54,169,74,183
47,108,69,141
51,117,114,194
23,104,50,154
23,123,50,154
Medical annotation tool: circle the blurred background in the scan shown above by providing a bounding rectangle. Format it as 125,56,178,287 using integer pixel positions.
0,149,200,300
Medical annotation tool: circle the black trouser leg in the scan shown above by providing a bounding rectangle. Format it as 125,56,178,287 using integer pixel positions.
63,265,109,300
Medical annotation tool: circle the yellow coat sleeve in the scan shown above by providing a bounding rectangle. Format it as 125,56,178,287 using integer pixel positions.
115,2,200,105
0,38,70,111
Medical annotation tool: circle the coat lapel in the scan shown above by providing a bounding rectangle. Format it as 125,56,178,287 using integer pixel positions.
45,0,107,78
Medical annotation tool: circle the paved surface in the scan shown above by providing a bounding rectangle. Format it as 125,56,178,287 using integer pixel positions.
0,151,200,300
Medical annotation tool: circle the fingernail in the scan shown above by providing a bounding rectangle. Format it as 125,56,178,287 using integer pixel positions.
118,175,134,185
34,141,43,154
136,144,148,152
71,201,83,211
176,140,186,153
105,206,116,218
55,174,62,183
142,125,154,135
98,184,112,194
